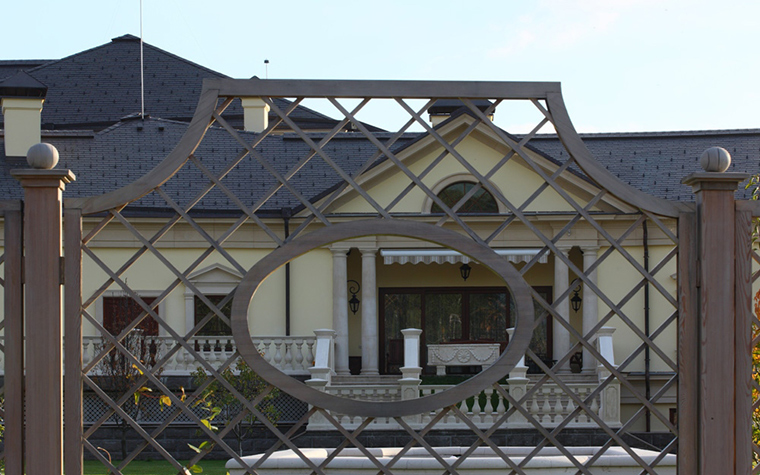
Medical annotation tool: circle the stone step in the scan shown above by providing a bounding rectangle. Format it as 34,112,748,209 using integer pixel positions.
330,375,401,386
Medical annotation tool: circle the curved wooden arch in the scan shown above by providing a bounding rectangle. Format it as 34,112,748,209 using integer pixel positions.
66,86,222,215
545,91,689,218
65,79,688,218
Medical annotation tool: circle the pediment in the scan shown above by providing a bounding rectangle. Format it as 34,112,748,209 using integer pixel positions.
312,115,633,216
186,263,243,284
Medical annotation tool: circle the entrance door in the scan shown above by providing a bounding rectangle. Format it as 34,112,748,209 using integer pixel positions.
380,287,552,374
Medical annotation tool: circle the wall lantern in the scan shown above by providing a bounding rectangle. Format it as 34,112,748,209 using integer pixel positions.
571,284,583,312
347,280,361,314
459,263,472,281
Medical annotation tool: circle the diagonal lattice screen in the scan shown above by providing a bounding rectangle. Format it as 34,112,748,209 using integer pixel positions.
68,80,684,474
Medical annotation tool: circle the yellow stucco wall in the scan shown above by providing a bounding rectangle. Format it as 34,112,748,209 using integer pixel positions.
80,245,332,338
596,244,678,373
330,135,596,215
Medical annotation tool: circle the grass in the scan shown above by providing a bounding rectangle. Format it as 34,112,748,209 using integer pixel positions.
83,460,229,475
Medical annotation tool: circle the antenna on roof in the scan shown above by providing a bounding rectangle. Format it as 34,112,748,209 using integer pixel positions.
264,59,269,79
139,0,145,119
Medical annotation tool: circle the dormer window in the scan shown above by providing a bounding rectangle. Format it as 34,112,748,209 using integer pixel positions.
431,181,498,214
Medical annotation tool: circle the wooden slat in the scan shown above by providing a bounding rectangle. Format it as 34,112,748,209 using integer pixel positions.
3,209,24,475
63,208,83,475
545,92,689,218
207,77,561,99
678,211,698,475
14,172,72,475
736,207,753,475
737,199,760,217
700,188,737,474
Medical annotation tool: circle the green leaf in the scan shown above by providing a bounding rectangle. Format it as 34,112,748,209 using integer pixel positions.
188,444,201,454
189,464,203,473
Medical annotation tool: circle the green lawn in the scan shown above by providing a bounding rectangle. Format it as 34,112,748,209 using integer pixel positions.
83,460,229,475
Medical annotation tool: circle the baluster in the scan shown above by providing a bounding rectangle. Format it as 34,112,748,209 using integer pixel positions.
305,338,315,368
482,387,495,424
529,393,540,422
228,337,237,366
566,397,576,424
457,399,468,425
470,390,483,424
553,387,564,424
199,338,209,366
541,388,552,425
180,344,191,372
589,390,599,417
260,339,272,364
496,385,506,418
156,339,168,372
293,339,305,371
273,341,283,369
578,388,589,423
283,339,293,371
82,338,91,368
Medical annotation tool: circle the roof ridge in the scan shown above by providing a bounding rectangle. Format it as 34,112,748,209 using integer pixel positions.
530,128,760,139
25,33,231,79
140,39,229,79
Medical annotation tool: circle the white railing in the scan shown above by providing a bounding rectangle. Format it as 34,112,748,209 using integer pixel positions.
88,335,316,375
0,335,318,376
306,378,618,431
306,326,621,431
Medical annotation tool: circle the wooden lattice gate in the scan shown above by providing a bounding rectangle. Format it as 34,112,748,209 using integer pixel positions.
1,80,758,474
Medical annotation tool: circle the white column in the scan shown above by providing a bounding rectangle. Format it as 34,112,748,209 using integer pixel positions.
581,246,600,373
361,249,379,375
400,328,422,380
553,245,571,373
331,249,350,375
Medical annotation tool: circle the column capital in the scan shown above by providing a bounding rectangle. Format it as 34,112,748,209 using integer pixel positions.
331,248,349,257
580,245,600,253
360,248,378,257
12,168,76,190
555,244,572,253
681,172,748,193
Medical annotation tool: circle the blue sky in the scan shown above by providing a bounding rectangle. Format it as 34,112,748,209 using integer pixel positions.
3,0,759,133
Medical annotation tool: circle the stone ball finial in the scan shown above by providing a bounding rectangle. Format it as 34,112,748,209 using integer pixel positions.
699,146,731,172
26,143,59,170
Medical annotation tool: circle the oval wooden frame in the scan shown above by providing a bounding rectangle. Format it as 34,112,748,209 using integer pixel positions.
231,219,535,417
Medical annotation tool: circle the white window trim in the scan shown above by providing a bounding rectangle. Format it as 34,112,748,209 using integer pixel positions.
184,264,243,335
422,173,507,214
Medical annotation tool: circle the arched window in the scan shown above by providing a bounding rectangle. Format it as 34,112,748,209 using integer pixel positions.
431,181,498,213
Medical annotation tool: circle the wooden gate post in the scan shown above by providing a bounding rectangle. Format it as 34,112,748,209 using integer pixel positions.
681,147,749,475
11,144,75,475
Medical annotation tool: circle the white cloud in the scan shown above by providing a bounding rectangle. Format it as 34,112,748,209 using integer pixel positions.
486,0,661,59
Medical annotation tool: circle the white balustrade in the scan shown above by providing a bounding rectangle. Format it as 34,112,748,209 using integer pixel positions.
306,379,618,431
63,335,316,376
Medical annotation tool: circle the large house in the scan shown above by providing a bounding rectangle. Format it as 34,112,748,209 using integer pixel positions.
1,34,758,449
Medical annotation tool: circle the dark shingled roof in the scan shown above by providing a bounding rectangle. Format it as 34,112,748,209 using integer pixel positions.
2,120,757,214
0,60,53,81
527,129,760,201
0,35,347,132
0,117,413,215
0,70,48,98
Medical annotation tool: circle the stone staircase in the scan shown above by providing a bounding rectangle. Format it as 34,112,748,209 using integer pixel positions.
330,374,401,386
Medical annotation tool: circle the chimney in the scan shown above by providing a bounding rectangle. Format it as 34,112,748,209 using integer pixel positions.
429,99,494,126
1,71,47,158
241,97,270,133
